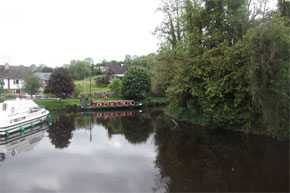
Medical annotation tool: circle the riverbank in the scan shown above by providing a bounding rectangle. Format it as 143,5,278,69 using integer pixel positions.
164,106,289,141
34,97,169,111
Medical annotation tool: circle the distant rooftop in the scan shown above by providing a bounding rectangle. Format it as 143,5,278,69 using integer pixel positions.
34,72,51,81
0,64,33,79
108,65,129,75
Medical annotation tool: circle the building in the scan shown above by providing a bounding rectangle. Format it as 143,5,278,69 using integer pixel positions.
0,63,33,96
107,65,129,82
33,72,51,88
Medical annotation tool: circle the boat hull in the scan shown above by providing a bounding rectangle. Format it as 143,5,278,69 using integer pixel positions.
81,104,142,111
0,114,49,135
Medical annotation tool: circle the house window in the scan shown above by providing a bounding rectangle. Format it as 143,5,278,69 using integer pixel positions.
13,80,19,84
13,90,20,94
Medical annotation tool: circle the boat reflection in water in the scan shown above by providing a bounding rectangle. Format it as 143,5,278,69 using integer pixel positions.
0,122,49,162
77,109,155,144
80,110,141,119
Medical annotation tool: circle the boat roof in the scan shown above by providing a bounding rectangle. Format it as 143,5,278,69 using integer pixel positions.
92,100,135,102
0,98,39,115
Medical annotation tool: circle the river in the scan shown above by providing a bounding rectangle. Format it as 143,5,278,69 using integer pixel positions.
0,108,288,192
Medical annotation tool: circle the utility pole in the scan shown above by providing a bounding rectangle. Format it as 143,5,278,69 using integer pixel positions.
90,63,92,96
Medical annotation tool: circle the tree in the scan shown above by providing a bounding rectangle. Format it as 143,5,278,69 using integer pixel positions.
121,67,151,99
22,75,42,98
67,59,90,80
0,76,4,96
108,78,122,96
33,64,54,73
45,67,75,99
246,16,290,139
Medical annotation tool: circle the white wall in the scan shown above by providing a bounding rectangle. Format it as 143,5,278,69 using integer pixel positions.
2,79,24,89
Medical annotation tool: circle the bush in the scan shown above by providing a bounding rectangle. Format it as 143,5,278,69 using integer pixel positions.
121,67,151,99
95,74,109,87
108,78,122,96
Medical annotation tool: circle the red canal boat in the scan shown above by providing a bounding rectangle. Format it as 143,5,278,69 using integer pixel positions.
81,100,142,110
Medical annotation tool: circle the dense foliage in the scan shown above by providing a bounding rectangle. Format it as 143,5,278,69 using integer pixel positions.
45,67,75,98
154,0,289,139
108,78,122,96
31,64,54,73
67,58,95,80
22,75,42,98
121,67,152,99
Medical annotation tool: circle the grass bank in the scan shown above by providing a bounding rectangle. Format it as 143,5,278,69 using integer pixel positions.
74,76,110,94
34,97,168,110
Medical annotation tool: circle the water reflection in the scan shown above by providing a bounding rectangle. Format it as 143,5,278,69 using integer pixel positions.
153,121,289,192
0,109,288,192
0,123,48,162
47,114,75,149
75,111,155,144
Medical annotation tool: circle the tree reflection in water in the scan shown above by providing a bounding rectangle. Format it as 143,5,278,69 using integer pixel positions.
48,114,76,149
153,121,289,192
75,111,155,144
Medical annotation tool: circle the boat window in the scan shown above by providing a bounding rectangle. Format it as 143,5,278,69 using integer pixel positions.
104,103,108,106
29,107,41,113
97,103,101,106
10,116,26,123
2,103,7,111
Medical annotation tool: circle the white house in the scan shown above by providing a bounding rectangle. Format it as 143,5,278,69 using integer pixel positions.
0,63,33,96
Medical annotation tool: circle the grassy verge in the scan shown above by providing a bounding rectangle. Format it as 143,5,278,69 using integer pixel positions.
74,76,110,94
34,97,169,110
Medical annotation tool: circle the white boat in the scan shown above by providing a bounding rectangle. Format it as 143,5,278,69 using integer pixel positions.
0,98,50,135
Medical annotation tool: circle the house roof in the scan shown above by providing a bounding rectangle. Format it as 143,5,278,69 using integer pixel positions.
34,72,51,81
0,65,33,79
108,65,129,75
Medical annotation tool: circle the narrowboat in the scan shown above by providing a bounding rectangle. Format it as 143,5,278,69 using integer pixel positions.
81,100,142,110
0,98,51,135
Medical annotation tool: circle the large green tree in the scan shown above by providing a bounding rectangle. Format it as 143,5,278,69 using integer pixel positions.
153,0,288,139
121,67,151,99
246,16,290,139
45,67,75,98
67,59,90,80
22,75,42,98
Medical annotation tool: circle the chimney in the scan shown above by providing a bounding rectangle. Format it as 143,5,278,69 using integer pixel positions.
5,63,9,71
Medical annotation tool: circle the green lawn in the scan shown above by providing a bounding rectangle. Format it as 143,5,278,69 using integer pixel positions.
74,76,110,94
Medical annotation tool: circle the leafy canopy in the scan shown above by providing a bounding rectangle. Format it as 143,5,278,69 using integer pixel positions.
109,78,122,96
45,67,75,99
22,75,42,98
121,67,151,99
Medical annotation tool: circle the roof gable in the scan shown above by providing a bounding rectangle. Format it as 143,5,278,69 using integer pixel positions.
108,65,129,75
0,65,33,79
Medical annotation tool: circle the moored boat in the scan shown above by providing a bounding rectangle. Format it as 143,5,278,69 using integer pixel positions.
81,100,142,110
0,98,50,135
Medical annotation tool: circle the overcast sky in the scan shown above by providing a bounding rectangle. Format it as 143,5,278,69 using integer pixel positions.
0,0,162,67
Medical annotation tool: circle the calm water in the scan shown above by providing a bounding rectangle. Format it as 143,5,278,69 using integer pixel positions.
0,109,289,192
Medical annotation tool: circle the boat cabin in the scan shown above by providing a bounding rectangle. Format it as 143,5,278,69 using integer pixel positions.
90,100,135,107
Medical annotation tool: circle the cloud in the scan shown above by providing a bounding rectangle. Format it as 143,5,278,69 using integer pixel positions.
0,0,162,67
